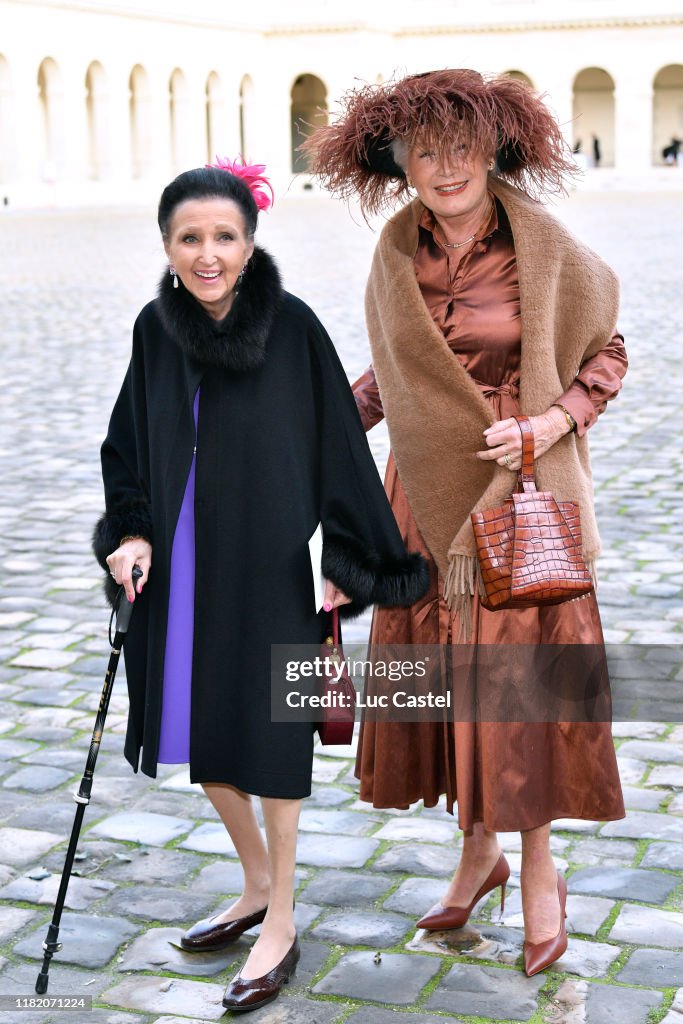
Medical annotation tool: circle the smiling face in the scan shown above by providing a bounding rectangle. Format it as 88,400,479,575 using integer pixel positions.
405,139,492,232
163,197,255,320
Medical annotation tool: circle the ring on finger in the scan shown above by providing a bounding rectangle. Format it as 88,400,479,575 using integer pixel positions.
503,453,512,468
110,570,117,580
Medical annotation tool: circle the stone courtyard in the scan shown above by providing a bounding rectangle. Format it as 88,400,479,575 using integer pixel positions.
0,187,682,1023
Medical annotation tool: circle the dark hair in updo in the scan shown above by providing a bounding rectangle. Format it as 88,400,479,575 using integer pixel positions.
157,166,258,239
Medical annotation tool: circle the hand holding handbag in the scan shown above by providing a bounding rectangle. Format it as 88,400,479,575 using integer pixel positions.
471,416,594,611
316,607,356,745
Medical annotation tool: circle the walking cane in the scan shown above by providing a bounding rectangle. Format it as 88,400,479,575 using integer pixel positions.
35,566,143,994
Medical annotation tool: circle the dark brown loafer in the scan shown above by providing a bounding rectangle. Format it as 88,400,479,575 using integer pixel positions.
179,905,268,952
222,934,300,1012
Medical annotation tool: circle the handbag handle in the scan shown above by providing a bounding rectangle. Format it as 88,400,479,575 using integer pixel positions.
514,416,537,493
332,606,339,646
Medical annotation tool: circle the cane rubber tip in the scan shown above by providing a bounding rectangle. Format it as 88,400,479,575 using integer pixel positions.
35,973,49,994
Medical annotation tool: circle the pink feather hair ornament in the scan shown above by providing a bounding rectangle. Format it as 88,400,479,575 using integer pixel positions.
207,155,275,211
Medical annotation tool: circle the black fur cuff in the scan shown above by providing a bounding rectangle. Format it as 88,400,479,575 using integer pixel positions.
321,536,429,619
371,551,430,608
92,503,153,570
92,503,152,607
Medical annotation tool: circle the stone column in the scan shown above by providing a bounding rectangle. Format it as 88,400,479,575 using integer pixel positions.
148,66,173,184
0,57,16,188
182,69,208,170
218,76,242,158
85,64,111,184
249,72,292,194
11,61,44,203
106,63,134,191
60,61,89,196
614,78,653,173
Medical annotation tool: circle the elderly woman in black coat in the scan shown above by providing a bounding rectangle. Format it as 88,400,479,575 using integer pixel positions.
93,160,427,1013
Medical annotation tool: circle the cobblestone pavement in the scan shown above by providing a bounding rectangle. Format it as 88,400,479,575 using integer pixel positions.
0,191,682,1024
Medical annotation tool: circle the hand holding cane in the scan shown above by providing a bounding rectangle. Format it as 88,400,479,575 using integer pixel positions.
35,565,143,994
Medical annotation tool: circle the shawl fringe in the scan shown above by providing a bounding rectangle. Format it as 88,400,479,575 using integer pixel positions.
443,552,599,641
444,554,484,642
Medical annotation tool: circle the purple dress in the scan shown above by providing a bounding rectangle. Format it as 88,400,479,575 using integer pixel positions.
157,389,199,763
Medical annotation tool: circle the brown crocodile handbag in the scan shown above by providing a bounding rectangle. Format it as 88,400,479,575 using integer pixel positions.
471,416,594,611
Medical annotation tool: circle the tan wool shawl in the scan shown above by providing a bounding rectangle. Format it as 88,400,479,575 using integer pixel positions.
365,177,620,622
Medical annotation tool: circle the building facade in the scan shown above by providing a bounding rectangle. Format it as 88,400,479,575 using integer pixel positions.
1,0,682,206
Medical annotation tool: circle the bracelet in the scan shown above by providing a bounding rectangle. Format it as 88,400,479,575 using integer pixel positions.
119,535,145,546
553,404,577,434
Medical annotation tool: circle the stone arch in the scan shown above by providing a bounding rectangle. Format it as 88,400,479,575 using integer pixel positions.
169,67,190,173
205,71,223,163
0,55,14,184
290,73,327,173
504,70,535,88
37,57,63,180
129,64,151,179
239,74,254,158
572,67,615,167
85,60,108,180
653,64,683,165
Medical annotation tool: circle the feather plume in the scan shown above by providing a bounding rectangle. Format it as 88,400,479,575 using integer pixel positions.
303,69,576,215
207,155,275,211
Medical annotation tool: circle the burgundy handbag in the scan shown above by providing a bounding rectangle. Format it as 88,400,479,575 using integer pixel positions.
470,416,594,611
316,607,356,745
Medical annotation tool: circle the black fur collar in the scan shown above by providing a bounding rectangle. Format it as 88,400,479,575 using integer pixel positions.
156,245,283,371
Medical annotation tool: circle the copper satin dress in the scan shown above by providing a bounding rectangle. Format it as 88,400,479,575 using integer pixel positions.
353,199,627,832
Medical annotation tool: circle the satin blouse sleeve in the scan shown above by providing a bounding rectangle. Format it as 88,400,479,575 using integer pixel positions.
555,330,628,437
352,364,385,432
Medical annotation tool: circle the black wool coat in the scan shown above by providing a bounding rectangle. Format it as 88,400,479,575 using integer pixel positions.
93,247,428,797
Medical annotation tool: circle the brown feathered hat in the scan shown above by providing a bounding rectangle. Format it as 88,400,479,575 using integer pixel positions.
303,69,575,215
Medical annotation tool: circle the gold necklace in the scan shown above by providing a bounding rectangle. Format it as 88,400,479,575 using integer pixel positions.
439,197,494,249
442,234,476,249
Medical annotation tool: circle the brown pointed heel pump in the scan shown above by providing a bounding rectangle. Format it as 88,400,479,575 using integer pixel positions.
416,851,510,931
222,935,300,1013
523,871,568,977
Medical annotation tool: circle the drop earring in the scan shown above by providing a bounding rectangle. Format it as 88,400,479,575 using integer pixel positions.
169,264,179,289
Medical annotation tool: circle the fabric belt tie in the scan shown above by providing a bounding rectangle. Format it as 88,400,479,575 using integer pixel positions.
475,378,520,420
477,379,520,401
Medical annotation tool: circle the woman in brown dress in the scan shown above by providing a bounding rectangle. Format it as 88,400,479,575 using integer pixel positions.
307,69,627,976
